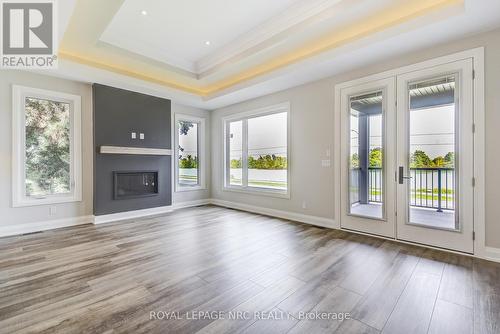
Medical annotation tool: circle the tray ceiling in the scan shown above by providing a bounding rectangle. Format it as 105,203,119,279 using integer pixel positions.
55,0,500,108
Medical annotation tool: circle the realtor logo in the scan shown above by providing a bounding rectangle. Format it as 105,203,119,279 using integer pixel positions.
1,0,57,68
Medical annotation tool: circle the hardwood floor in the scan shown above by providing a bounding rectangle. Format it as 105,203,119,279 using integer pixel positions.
0,205,499,334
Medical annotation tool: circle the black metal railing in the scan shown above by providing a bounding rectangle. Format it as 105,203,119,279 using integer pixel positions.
351,167,455,211
409,168,454,211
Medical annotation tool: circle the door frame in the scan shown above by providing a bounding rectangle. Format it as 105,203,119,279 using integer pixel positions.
334,47,485,256
338,77,397,238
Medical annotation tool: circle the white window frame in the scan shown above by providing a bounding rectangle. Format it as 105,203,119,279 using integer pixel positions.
222,102,290,198
12,85,82,207
174,113,206,192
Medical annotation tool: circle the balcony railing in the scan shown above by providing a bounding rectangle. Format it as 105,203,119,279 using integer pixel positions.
351,167,455,211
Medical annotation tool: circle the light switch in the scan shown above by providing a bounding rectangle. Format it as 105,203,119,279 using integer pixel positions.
131,132,136,139
140,133,145,140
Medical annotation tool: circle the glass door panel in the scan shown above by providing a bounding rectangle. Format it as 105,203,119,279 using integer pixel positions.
349,91,384,219
407,75,457,230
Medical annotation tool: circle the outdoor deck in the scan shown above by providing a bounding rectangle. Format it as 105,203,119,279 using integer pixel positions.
351,203,455,230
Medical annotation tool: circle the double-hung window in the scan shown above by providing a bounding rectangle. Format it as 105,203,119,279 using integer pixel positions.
174,114,206,191
224,103,289,197
12,85,82,207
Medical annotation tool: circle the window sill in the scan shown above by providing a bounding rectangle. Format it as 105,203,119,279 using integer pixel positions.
12,194,81,208
175,185,206,193
223,186,290,199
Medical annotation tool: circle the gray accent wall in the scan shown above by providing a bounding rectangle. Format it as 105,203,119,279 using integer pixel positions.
93,84,172,215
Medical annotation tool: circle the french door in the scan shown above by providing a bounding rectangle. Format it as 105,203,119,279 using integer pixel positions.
396,59,474,253
340,78,396,238
339,58,475,253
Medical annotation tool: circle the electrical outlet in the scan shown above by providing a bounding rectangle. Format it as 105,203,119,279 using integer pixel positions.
140,133,145,140
302,201,307,209
131,132,136,139
321,159,331,167
49,206,56,216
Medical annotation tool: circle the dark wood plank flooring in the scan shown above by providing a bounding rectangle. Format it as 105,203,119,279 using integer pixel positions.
1,205,499,334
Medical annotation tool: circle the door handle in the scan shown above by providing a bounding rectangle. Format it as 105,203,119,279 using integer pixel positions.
398,166,412,184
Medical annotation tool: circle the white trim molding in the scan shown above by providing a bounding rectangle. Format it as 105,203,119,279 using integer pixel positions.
222,102,291,199
211,199,335,229
12,85,82,207
0,216,93,238
93,206,174,224
482,247,500,263
99,146,172,156
172,199,212,210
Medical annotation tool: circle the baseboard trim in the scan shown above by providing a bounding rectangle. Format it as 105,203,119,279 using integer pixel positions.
482,246,500,262
172,198,212,210
210,199,335,228
93,205,173,224
0,215,94,238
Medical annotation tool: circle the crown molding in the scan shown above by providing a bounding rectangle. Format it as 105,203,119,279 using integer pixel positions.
195,0,344,75
55,0,471,105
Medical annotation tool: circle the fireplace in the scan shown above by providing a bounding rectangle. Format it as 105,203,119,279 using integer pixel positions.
113,171,158,200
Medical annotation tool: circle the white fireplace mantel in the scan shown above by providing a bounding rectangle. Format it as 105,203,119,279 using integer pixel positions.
99,146,172,156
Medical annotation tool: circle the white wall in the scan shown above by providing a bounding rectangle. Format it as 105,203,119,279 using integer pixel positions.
211,28,500,248
0,71,93,234
171,103,211,205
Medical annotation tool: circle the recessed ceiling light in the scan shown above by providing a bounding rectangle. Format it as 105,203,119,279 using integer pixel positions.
141,10,147,16
205,41,211,46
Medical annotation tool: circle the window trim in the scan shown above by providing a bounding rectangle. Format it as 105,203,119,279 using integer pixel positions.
174,113,206,192
222,102,290,199
12,85,82,207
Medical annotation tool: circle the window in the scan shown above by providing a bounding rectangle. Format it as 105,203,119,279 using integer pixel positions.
174,114,206,191
224,103,289,197
12,85,82,207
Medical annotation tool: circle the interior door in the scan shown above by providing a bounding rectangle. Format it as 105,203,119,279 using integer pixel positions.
396,59,474,253
340,78,396,238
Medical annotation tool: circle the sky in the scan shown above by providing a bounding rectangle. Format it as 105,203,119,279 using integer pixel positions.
351,104,455,160
179,122,198,157
229,112,287,158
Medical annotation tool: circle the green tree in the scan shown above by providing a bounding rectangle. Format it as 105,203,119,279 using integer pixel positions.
369,148,382,168
178,121,194,135
179,155,198,168
178,121,194,162
444,152,454,167
25,98,70,195
410,150,432,168
230,159,242,168
351,153,359,168
247,155,287,170
432,156,446,167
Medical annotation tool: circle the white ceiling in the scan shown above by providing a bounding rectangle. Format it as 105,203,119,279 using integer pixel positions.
100,0,302,73
52,0,500,110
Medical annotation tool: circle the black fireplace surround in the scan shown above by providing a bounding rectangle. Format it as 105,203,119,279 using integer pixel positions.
93,84,172,215
114,171,158,200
